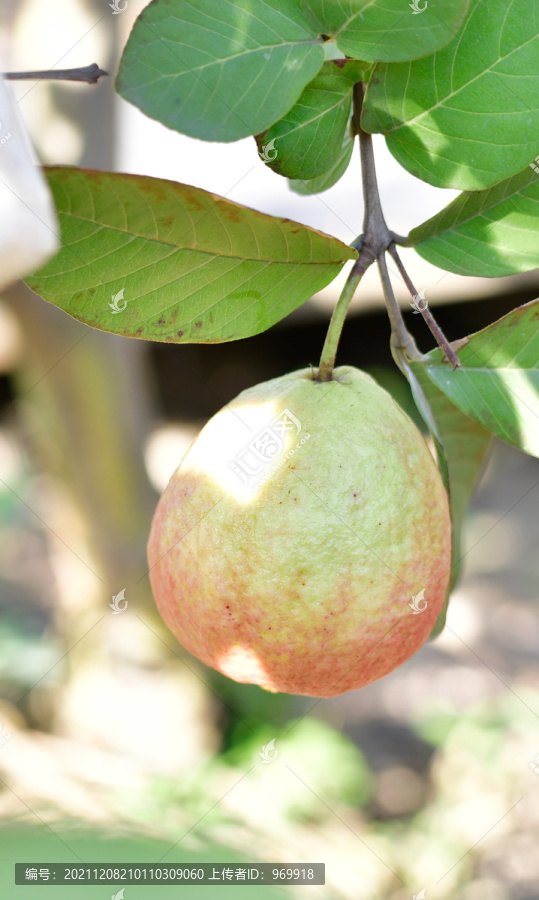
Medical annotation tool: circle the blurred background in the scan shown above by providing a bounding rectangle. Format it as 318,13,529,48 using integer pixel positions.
1,1,539,898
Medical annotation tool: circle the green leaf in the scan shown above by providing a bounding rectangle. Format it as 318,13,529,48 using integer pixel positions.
288,128,355,194
409,165,539,276
115,0,325,143
362,0,539,189
25,168,356,344
400,353,492,636
300,0,469,63
256,59,364,180
420,300,539,458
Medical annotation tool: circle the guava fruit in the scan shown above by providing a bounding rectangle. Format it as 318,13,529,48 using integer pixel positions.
147,366,451,697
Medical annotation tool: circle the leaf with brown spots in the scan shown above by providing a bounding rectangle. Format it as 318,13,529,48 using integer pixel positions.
26,168,356,344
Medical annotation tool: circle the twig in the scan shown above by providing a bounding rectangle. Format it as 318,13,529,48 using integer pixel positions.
377,254,421,363
388,243,461,369
317,80,459,378
317,83,392,380
2,64,108,85
317,82,418,380
354,82,394,267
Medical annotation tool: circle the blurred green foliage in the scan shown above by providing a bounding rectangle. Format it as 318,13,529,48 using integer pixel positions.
223,716,373,815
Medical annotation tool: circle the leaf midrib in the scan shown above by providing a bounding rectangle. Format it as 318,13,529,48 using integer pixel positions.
58,211,341,265
273,89,351,137
414,178,539,238
427,364,538,374
384,32,539,134
138,35,320,77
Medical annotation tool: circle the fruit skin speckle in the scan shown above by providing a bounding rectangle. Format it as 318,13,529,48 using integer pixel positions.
147,365,451,698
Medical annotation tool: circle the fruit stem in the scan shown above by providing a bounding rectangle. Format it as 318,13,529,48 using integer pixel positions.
316,262,366,381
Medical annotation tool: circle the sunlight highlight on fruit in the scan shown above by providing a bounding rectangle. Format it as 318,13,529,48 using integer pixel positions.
217,644,274,687
180,399,301,505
